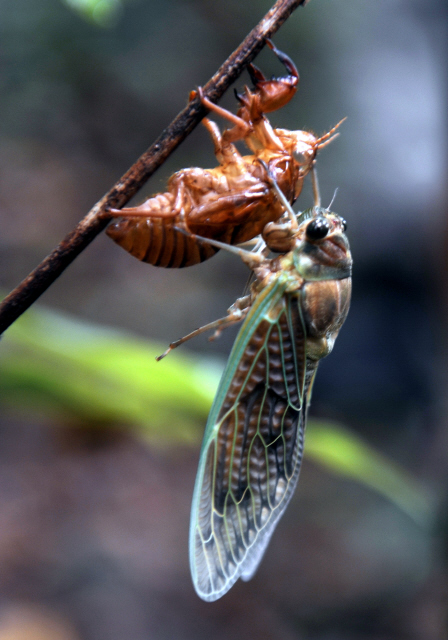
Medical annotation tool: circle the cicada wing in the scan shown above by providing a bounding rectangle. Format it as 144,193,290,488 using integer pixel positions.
190,283,313,601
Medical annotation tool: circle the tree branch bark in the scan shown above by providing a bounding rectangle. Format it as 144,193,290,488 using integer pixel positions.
0,0,311,335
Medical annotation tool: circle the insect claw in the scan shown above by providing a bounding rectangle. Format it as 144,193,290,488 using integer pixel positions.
265,39,299,81
234,88,244,104
248,63,266,87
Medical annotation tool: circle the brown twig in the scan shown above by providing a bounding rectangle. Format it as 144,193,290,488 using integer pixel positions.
0,0,311,335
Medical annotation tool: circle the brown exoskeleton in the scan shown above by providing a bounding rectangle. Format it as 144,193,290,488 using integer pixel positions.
106,40,341,268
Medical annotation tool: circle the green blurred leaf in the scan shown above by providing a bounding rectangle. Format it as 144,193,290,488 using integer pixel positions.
0,305,222,444
61,0,122,27
306,420,433,527
0,303,432,524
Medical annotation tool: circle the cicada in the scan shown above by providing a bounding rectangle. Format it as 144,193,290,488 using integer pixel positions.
106,41,341,268
157,175,352,600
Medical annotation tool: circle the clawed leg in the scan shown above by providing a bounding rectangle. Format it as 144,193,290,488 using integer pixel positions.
105,173,193,220
189,186,268,225
195,87,251,146
245,40,299,116
106,205,179,219
265,39,299,82
200,114,247,167
156,296,251,360
200,117,223,157
258,159,298,232
196,87,250,135
173,226,266,269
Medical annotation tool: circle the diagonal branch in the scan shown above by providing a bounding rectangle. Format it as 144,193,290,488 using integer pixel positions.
0,0,311,335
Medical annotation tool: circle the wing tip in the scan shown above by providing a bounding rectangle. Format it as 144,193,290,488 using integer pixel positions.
191,564,240,602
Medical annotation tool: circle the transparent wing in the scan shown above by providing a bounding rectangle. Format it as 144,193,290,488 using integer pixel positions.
189,281,314,601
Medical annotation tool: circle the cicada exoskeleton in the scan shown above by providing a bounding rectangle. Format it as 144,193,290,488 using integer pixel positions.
106,41,341,268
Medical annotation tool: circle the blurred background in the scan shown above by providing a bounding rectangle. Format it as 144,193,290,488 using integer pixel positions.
1,0,447,638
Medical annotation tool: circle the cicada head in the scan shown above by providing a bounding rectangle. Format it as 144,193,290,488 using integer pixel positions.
279,119,346,198
276,129,319,183
292,207,352,281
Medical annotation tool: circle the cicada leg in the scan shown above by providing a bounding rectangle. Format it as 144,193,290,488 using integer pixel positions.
156,295,251,361
188,185,268,226
311,167,321,208
245,39,299,116
106,194,180,220
196,87,251,145
258,159,298,232
197,87,251,134
239,236,269,256
200,115,247,168
105,170,198,220
172,227,266,269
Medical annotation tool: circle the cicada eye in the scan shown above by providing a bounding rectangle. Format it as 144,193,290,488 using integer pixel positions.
293,150,306,165
306,217,331,240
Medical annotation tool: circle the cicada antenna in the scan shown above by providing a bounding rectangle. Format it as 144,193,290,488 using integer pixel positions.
326,187,339,211
316,117,347,150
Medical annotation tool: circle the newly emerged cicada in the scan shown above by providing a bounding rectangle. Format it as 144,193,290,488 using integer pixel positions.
106,41,341,268
157,174,352,601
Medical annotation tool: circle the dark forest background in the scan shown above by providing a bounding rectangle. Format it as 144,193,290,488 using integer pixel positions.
0,0,447,638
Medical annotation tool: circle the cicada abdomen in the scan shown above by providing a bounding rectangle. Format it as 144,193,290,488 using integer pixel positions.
188,207,352,601
106,217,217,268
106,188,219,268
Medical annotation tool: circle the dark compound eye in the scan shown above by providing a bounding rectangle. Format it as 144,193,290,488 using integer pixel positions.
306,216,331,240
339,217,347,231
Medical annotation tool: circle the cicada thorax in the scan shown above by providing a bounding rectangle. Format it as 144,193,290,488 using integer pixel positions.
300,277,352,360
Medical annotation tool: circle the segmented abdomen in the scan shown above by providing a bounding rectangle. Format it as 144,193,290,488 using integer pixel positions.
106,216,218,268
